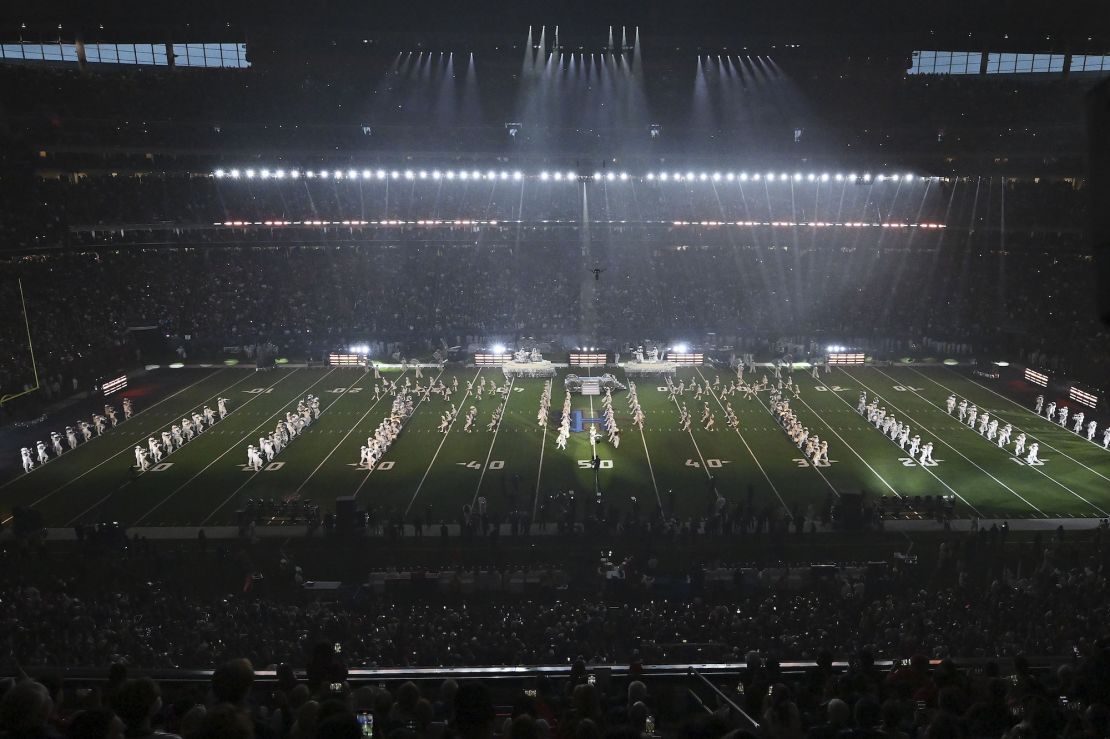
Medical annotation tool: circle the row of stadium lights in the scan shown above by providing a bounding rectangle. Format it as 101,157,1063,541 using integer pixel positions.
213,168,928,184
214,219,946,228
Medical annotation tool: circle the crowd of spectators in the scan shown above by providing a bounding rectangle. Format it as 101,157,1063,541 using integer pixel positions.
2,527,1107,670
2,530,1110,738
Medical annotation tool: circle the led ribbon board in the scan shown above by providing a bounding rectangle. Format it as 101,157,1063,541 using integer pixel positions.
1024,368,1049,387
102,375,128,396
1069,387,1098,409
328,353,366,367
669,352,705,366
473,354,508,366
569,352,608,366
828,353,866,365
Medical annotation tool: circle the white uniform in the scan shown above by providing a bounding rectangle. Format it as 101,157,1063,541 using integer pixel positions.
946,395,957,415
218,397,229,419
80,422,93,442
36,441,49,464
1014,433,1027,457
51,433,64,456
1103,428,1110,448
1025,443,1040,464
1072,412,1085,433
1058,407,1069,427
134,446,149,471
1087,421,1097,441
149,437,162,463
908,436,921,458
920,442,934,465
21,447,34,473
66,427,78,450
998,424,1012,448
1045,402,1056,421
123,397,133,420
1034,395,1044,414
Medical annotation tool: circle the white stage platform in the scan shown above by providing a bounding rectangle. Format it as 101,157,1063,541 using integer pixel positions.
502,360,556,378
621,361,678,376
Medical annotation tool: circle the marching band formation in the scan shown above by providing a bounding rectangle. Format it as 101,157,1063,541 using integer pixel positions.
20,398,135,474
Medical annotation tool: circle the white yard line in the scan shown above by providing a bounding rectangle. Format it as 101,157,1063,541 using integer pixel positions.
690,368,791,512
134,367,329,525
792,375,902,499
198,368,367,525
471,376,516,507
706,367,839,498
18,371,258,520
403,369,483,516
817,370,982,516
874,366,1108,515
922,366,1110,474
532,417,550,522
1,368,231,490
294,370,410,495
842,367,1043,516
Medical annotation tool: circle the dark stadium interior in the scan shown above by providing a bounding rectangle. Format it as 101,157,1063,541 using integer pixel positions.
1,2,1110,738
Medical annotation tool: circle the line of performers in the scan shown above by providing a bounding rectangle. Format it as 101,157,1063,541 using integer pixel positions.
555,393,573,449
131,398,230,472
1034,395,1108,447
627,382,646,431
599,388,621,448
20,398,134,473
770,387,830,465
244,395,320,471
359,389,415,470
537,380,552,428
945,395,1043,463
859,393,938,465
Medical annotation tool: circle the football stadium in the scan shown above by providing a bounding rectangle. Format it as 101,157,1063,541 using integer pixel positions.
0,1,1109,737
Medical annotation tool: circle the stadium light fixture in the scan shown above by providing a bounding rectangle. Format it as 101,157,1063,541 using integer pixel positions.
390,170,400,179
674,172,683,181
245,169,256,178
540,171,549,181
346,169,357,179
712,172,721,181
487,170,497,180
835,173,844,181
699,172,708,181
513,171,523,181
274,169,285,179
418,170,428,179
553,171,563,181
492,343,507,355
751,173,760,181
606,172,616,182
305,170,315,179
432,170,441,179
765,173,775,182
686,171,695,181
904,173,914,181
876,174,886,182
404,170,414,179
445,170,455,179
214,169,225,178
806,173,816,182
290,170,300,179
500,171,509,180
567,171,576,180
619,172,629,181
260,169,270,179
793,172,802,181
726,172,735,181
673,343,689,353
863,173,872,182
646,172,655,180
459,170,470,180
320,170,330,178
229,169,240,178
820,173,829,182
738,172,748,181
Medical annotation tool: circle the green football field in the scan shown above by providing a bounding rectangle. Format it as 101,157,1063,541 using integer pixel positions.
2,363,1109,528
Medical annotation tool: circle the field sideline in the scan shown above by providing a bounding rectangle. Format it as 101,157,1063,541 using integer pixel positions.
2,364,1108,528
